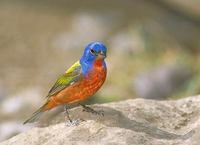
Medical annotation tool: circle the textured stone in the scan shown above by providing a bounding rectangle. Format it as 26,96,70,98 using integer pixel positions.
2,96,200,145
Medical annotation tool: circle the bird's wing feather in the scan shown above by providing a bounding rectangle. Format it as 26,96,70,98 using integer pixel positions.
46,61,82,98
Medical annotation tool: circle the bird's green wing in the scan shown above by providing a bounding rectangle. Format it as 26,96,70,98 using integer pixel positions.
46,61,82,98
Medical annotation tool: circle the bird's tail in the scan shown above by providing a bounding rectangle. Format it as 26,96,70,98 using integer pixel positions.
23,103,47,124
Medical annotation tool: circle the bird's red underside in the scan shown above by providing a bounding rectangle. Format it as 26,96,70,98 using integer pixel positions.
44,59,107,111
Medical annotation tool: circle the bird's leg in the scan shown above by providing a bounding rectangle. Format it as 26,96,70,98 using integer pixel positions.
64,105,82,126
80,104,104,116
64,105,72,123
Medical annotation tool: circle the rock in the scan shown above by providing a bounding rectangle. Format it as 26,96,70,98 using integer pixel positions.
2,95,200,145
0,88,43,142
134,64,193,100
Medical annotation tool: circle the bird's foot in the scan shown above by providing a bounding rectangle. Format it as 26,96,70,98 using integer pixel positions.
64,105,84,126
81,105,104,116
65,119,84,126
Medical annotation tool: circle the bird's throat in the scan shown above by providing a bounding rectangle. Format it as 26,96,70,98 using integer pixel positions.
93,59,104,67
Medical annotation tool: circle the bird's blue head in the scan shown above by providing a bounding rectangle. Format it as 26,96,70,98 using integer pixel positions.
80,42,107,75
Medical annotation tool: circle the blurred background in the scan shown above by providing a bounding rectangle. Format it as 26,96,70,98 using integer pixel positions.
0,0,200,142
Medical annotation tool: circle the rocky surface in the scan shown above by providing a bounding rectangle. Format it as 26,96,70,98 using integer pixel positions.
2,96,200,145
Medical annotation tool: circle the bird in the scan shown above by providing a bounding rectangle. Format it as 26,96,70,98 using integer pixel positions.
23,42,107,125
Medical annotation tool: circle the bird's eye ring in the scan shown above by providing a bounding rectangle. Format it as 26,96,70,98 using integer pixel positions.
90,49,96,55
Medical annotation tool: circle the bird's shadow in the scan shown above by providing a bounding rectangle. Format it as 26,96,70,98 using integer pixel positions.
38,105,195,140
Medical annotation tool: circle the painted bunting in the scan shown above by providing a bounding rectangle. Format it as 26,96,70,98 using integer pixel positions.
24,42,107,124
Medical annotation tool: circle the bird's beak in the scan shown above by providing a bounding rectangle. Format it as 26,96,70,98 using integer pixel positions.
97,51,106,59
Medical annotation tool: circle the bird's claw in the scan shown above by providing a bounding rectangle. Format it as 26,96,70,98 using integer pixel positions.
65,119,84,126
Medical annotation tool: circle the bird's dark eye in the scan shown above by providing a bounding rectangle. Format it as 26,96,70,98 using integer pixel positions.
90,49,95,55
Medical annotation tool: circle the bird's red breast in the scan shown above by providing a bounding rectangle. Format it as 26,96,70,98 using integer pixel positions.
44,59,107,110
